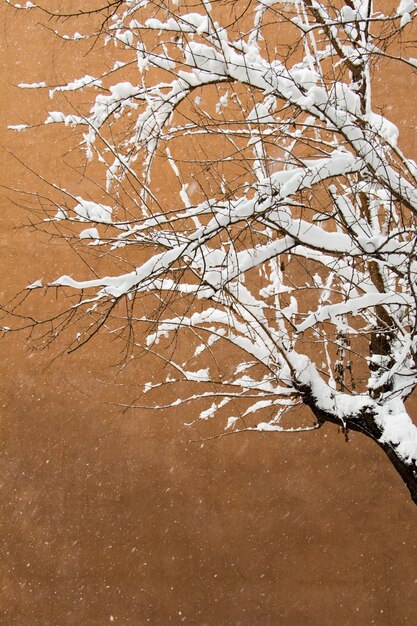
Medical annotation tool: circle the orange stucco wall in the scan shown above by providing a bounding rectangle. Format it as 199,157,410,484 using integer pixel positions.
1,4,417,625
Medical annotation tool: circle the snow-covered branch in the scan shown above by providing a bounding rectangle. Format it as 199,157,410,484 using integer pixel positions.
5,0,417,503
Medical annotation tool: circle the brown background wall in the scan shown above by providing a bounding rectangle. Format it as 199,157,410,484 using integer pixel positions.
1,4,417,625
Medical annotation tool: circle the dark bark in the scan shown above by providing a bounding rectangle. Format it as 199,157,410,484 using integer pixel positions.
300,387,417,506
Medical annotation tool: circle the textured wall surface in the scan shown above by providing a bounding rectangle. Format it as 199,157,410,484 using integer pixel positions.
1,4,417,625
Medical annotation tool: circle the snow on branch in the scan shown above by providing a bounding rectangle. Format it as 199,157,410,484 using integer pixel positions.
5,0,417,497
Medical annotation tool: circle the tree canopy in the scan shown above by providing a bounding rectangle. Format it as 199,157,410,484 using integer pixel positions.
3,0,417,503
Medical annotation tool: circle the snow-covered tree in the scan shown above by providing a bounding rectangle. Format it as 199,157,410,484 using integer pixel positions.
4,0,417,503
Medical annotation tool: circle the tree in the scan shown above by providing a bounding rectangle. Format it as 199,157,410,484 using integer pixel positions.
3,0,417,503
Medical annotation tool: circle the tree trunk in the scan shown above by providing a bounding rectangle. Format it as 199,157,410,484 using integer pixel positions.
301,389,417,506
376,438,417,506
349,411,417,507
